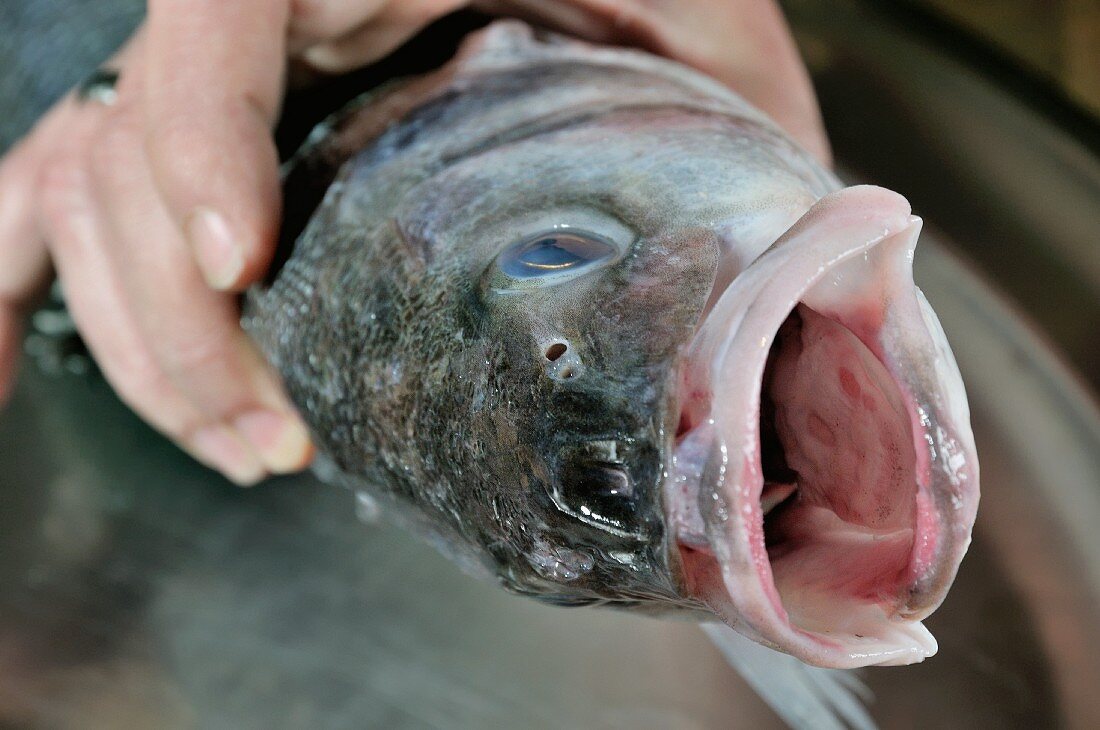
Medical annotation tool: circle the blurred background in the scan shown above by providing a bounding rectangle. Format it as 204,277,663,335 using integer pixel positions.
791,0,1100,386
1,1,1098,727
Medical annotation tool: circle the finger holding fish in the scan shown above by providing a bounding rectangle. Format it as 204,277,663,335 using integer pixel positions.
90,101,312,480
4,34,311,483
32,95,219,475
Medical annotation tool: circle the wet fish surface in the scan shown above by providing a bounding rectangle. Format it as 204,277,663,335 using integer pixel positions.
245,21,980,726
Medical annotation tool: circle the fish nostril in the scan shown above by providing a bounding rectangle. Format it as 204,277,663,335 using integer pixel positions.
544,340,583,382
545,342,568,361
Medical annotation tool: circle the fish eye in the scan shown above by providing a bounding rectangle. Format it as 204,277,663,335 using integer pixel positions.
495,230,619,285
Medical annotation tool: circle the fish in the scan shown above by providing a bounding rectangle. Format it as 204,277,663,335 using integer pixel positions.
1,5,980,724
244,20,980,728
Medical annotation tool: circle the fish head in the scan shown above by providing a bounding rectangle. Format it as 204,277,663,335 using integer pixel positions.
250,20,979,668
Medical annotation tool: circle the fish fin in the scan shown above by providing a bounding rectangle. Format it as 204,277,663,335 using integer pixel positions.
702,623,877,730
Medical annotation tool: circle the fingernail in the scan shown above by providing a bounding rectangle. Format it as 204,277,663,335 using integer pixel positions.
190,423,265,486
234,409,314,474
185,207,243,290
300,44,344,74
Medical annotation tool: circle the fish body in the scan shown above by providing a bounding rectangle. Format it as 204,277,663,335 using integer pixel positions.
246,17,979,684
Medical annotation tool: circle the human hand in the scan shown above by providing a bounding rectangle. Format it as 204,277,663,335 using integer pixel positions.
0,0,827,485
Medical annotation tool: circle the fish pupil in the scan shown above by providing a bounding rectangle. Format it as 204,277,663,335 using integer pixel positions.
500,231,616,279
521,238,581,269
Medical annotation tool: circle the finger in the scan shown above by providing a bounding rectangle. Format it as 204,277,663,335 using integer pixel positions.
0,138,48,403
631,0,831,164
298,0,467,73
286,0,389,53
0,105,77,401
35,110,267,485
90,104,312,476
666,0,831,165
143,0,290,291
0,136,53,303
0,33,146,403
46,209,264,485
479,0,831,164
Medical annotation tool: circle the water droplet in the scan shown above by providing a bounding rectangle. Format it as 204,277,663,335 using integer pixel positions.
528,541,594,582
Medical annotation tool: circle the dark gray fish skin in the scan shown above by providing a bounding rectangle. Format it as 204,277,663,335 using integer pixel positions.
245,23,833,609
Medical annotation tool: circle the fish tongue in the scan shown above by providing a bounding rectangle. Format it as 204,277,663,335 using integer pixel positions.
669,186,961,668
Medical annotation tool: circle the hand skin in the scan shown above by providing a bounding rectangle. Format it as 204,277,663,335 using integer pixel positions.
0,0,829,485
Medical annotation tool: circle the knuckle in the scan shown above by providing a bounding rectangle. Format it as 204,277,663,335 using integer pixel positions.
0,139,39,190
90,112,144,176
161,329,236,382
161,328,270,420
289,0,324,24
37,154,95,227
407,0,459,23
105,347,196,436
148,115,210,167
289,0,357,36
38,154,89,202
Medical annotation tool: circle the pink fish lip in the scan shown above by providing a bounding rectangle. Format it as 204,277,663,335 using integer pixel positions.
665,186,980,669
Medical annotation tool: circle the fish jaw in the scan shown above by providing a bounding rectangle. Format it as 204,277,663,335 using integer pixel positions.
666,185,979,668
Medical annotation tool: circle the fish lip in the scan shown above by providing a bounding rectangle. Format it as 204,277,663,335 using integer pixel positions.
665,185,980,668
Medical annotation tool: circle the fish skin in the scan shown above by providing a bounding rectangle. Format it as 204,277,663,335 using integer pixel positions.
249,22,979,678
246,20,840,608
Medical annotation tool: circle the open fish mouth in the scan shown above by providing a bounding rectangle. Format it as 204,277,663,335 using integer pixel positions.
667,186,979,669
